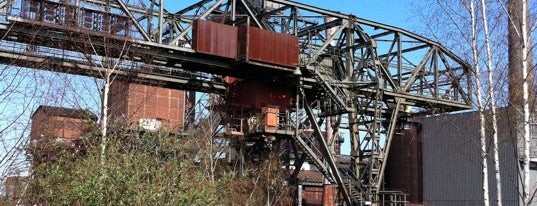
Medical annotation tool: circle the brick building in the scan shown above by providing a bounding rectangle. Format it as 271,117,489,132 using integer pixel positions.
294,170,339,206
291,131,343,206
29,105,97,149
108,82,186,132
297,170,325,206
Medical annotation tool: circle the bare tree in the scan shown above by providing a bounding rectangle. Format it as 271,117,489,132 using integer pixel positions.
410,0,537,204
480,0,503,204
519,0,531,204
0,19,97,188
468,1,490,204
506,0,535,204
83,35,129,199
194,93,225,183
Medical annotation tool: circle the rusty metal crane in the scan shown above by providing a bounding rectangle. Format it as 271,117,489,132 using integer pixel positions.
0,0,471,204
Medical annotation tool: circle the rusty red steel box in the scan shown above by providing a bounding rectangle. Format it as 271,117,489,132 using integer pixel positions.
192,19,238,59
227,80,294,112
238,26,299,68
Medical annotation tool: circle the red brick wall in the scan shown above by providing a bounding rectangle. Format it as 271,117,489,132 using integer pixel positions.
30,112,92,141
108,82,185,131
108,81,129,126
302,185,323,206
30,109,47,141
322,185,335,206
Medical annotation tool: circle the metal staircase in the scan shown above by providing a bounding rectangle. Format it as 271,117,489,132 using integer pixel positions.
292,131,335,183
339,166,365,204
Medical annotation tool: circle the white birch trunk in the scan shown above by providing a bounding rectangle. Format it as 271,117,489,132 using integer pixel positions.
521,0,530,204
98,68,111,201
479,0,502,205
470,1,490,205
101,72,110,166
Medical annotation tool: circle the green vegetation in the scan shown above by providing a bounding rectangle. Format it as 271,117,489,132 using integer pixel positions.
24,129,291,205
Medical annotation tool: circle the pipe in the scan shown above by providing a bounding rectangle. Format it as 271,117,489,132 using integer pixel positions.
298,184,303,206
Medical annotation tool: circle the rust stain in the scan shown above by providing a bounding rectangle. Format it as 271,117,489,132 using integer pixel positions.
193,19,238,59
239,26,299,68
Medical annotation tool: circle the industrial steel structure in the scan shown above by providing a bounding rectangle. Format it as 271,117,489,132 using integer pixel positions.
0,0,472,204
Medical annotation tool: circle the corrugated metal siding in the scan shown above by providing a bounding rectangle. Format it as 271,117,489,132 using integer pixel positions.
529,170,537,206
192,19,238,59
192,20,299,68
238,26,299,68
422,109,519,206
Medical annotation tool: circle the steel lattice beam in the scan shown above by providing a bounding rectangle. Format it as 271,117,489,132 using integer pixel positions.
0,0,472,204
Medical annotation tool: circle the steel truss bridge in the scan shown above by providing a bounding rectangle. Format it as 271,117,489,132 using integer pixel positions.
0,0,472,205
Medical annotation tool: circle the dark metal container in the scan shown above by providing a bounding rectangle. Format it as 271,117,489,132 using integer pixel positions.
227,80,294,112
384,121,423,204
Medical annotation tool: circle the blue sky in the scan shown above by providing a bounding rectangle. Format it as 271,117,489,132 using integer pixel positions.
300,0,411,28
166,0,413,29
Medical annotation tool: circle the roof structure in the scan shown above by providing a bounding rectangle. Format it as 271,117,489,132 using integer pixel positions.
32,105,98,121
296,170,324,186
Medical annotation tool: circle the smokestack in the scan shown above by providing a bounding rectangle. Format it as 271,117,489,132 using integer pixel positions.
507,0,534,158
508,0,534,110
324,16,337,46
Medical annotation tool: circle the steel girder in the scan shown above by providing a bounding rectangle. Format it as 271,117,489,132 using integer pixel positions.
0,0,472,108
0,0,472,204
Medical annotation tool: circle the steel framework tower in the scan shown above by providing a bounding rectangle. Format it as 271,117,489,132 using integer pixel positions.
0,0,472,204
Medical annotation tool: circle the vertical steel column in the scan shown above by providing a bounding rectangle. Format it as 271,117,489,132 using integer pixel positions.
158,0,164,44
433,50,439,98
148,0,155,35
187,91,196,128
292,7,298,36
344,20,362,201
397,32,402,88
231,0,236,26
298,184,303,206
323,116,332,203
376,97,403,195
294,79,301,178
367,77,384,202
